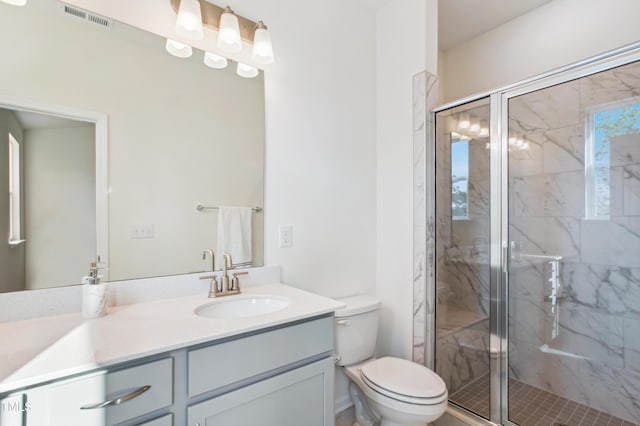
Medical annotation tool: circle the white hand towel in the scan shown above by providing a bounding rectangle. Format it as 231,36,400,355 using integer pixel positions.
216,206,252,269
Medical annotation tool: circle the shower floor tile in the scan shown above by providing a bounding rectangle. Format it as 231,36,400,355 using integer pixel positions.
449,373,639,426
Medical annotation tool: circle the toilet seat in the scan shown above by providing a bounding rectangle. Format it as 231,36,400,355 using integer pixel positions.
360,357,447,405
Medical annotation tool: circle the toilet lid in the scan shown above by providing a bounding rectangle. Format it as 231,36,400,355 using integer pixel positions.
360,357,447,401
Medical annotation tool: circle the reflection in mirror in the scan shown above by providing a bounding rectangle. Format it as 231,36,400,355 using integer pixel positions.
0,0,264,293
0,108,97,293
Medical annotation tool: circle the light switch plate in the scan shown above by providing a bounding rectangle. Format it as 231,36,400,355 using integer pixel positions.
131,223,155,239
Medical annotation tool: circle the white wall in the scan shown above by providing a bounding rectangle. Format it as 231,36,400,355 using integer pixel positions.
442,0,640,102
223,0,378,298
375,0,437,360
24,126,95,289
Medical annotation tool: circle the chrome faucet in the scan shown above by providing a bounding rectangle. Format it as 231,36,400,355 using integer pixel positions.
202,249,215,271
222,253,233,292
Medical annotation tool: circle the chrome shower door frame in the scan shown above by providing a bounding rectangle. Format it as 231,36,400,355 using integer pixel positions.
432,41,640,426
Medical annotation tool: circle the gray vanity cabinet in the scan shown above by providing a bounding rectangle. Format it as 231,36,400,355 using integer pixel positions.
3,315,335,426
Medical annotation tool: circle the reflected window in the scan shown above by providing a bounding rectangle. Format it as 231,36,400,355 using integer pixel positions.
586,99,640,219
451,133,469,220
8,133,21,244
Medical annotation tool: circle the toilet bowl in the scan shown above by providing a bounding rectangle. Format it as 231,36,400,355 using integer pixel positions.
335,295,448,426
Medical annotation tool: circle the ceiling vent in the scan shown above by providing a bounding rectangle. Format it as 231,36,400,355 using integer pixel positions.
61,4,113,29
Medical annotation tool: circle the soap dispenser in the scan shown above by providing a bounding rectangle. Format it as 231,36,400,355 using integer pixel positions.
82,261,107,318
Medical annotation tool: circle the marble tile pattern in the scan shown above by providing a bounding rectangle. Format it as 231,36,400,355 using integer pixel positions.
507,60,640,423
413,71,439,367
436,319,490,395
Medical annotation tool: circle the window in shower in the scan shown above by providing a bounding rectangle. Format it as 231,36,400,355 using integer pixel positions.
451,134,469,220
586,98,640,220
8,132,21,245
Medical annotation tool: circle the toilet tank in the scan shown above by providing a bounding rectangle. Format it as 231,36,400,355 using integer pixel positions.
334,295,381,366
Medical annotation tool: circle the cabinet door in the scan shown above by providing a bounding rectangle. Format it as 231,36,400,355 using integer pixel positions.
25,358,173,426
188,357,334,426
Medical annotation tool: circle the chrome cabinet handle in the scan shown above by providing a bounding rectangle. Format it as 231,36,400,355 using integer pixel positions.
336,319,349,325
80,385,151,410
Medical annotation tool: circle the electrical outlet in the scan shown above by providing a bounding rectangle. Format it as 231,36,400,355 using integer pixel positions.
279,224,293,248
131,223,154,239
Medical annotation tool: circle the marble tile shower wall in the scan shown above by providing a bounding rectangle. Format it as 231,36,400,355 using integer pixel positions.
508,62,640,423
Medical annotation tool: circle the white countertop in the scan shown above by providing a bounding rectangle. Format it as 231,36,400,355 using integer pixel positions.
0,283,344,394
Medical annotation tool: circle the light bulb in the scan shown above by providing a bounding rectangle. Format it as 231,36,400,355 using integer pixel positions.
237,62,259,78
217,7,242,53
458,113,470,130
204,52,228,69
165,39,193,58
175,0,203,40
252,22,274,64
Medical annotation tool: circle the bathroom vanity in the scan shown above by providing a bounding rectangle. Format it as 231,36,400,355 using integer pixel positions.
0,282,342,426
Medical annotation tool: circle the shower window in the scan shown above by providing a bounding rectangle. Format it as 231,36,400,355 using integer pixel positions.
586,98,640,220
451,134,469,220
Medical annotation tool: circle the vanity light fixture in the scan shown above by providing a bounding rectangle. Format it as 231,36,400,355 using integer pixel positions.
469,121,480,133
0,0,27,5
166,38,193,58
168,0,275,76
204,52,228,69
175,0,204,40
217,6,242,53
237,62,259,78
252,21,274,64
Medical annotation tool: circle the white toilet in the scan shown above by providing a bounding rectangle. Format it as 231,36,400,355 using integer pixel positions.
335,295,448,426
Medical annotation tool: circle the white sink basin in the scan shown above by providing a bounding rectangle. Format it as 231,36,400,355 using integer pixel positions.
194,294,290,319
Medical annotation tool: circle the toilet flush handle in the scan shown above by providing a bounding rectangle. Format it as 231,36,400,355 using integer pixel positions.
336,319,349,325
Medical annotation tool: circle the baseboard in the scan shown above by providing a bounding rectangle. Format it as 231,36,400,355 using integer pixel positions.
334,394,353,415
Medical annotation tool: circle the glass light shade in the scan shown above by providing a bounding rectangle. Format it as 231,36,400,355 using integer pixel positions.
470,121,480,133
252,25,274,64
458,113,470,129
217,9,242,53
165,39,193,58
175,0,203,40
237,62,259,78
0,0,27,5
204,52,228,69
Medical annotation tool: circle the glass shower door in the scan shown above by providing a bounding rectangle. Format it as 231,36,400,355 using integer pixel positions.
434,98,493,420
506,60,640,425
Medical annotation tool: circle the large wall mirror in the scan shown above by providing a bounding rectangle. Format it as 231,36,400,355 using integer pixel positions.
0,0,265,293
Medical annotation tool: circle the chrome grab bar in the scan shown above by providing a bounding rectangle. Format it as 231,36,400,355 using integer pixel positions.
80,385,151,410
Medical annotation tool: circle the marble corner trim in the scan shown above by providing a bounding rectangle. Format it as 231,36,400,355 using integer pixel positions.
413,70,439,367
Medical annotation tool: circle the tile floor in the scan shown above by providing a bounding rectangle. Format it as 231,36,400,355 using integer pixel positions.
450,373,639,426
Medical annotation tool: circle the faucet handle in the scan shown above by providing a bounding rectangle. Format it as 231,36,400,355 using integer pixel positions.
230,271,248,291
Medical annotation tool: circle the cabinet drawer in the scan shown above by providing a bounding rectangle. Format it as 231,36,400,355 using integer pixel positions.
26,357,173,426
0,393,27,426
188,316,333,397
